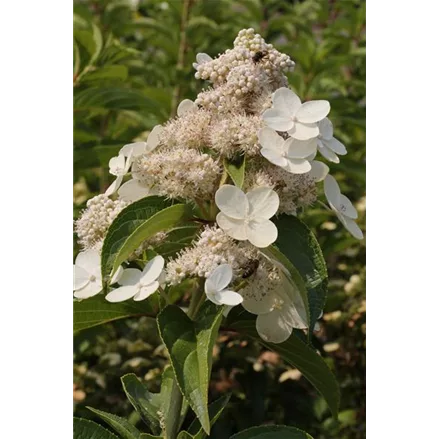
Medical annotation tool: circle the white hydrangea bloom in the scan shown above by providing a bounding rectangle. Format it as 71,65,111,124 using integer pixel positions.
105,153,132,196
118,179,156,203
315,118,347,163
177,99,197,117
263,87,330,140
215,185,279,248
324,175,363,239
105,256,165,302
193,52,213,70
204,264,243,306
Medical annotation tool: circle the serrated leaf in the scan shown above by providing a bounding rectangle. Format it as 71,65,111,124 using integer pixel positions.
186,394,231,439
274,215,328,334
121,374,162,436
100,196,184,280
224,155,245,188
157,303,223,435
227,308,339,418
87,407,141,439
74,418,118,439
230,425,314,439
101,196,172,279
73,294,158,333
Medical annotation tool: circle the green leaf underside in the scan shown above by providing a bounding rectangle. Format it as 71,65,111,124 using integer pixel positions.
186,394,231,439
260,245,310,328
73,294,158,333
224,155,245,188
227,308,340,418
230,425,314,439
74,418,118,439
157,303,224,435
274,215,328,334
87,407,141,439
121,374,162,436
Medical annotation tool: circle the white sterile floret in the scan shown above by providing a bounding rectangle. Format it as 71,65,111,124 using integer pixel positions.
215,185,279,248
105,255,165,302
120,125,163,157
105,153,132,196
303,150,330,182
258,127,316,174
74,249,122,299
193,52,213,70
315,118,347,163
324,175,363,239
263,87,330,140
177,99,197,117
118,178,157,203
204,264,243,306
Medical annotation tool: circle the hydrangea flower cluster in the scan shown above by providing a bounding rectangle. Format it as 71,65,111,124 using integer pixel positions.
74,29,363,343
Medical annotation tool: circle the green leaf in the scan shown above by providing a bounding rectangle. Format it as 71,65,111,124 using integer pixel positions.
154,225,200,259
230,425,314,439
74,417,118,439
186,394,231,439
73,294,158,333
87,407,141,439
81,65,129,83
121,374,162,436
139,435,162,439
227,308,339,418
100,196,187,280
260,245,310,328
157,302,223,434
274,215,328,334
224,155,245,188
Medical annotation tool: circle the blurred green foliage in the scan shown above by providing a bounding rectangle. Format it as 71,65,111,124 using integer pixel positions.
73,0,365,438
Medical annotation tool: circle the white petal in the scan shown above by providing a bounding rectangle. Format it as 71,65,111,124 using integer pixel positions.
74,278,103,299
177,99,196,117
196,53,212,64
338,214,364,240
215,290,243,306
324,175,342,208
105,175,124,196
105,285,137,302
205,290,222,306
75,249,100,271
215,185,249,219
262,108,294,132
74,265,89,291
141,255,165,284
120,142,147,158
256,310,293,343
318,143,340,163
145,125,162,153
338,194,358,219
257,127,285,151
133,281,160,301
118,268,142,286
247,187,279,220
285,137,317,159
242,290,276,315
283,158,312,174
307,161,329,182
109,154,126,175
323,137,347,155
272,87,301,116
296,100,330,124
118,179,152,202
318,118,333,139
110,266,124,284
261,148,288,168
247,220,278,248
205,264,233,294
288,122,319,140
216,213,248,240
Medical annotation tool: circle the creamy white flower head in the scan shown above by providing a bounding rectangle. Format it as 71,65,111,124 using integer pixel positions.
204,264,243,306
118,179,158,203
215,185,279,248
263,87,330,140
193,52,213,70
316,118,347,163
258,127,316,174
105,153,132,196
74,250,122,299
324,175,363,239
177,99,197,117
105,255,165,302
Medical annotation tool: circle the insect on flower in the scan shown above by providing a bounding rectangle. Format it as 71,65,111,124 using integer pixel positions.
252,50,268,63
